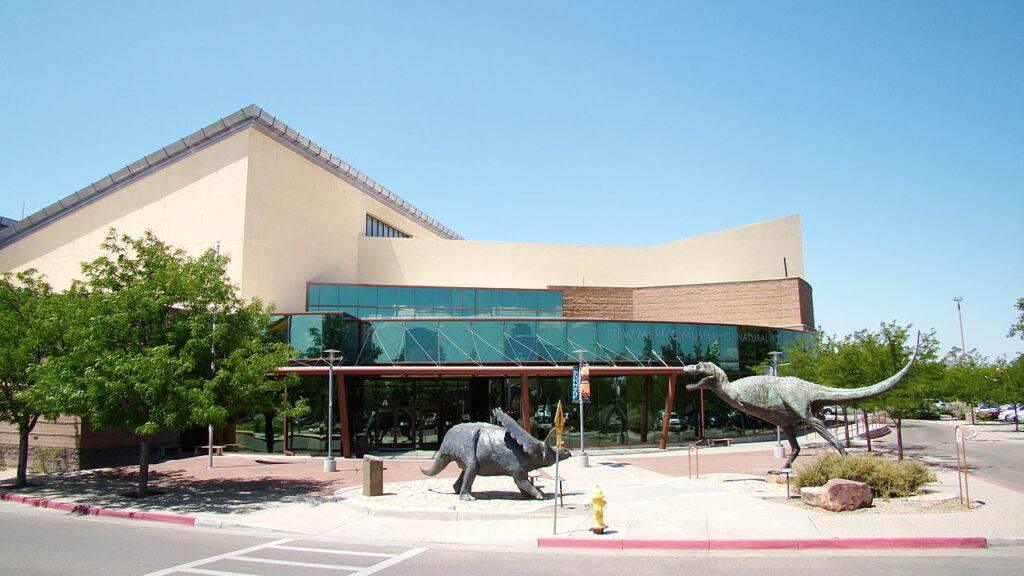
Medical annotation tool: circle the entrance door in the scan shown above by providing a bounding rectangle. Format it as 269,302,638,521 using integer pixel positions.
365,405,441,450
360,379,475,451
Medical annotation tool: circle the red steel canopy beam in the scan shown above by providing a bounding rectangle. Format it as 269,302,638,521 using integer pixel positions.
277,365,687,378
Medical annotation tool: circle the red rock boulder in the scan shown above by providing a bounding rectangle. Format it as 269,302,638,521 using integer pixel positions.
800,478,873,511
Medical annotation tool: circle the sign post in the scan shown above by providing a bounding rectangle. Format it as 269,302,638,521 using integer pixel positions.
552,400,565,534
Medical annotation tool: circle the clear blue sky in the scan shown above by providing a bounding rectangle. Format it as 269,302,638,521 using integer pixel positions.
2,2,1021,361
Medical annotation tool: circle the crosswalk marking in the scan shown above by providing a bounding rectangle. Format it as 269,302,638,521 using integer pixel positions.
143,538,426,576
230,554,364,571
271,544,396,557
350,548,427,576
179,569,264,576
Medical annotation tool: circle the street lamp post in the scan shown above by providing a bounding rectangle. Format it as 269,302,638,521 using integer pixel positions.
953,297,972,424
954,297,966,358
323,349,340,472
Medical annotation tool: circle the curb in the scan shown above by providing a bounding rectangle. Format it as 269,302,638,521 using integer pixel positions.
0,491,999,550
0,491,195,526
538,536,989,550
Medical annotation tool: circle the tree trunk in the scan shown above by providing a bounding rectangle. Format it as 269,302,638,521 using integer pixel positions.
15,415,39,489
895,416,904,461
263,411,276,453
137,438,151,497
862,409,872,452
842,406,851,448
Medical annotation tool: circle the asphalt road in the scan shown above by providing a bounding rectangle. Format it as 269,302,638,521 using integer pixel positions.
2,502,1023,576
874,420,1024,492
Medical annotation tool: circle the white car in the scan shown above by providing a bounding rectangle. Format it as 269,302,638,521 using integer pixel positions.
998,405,1023,422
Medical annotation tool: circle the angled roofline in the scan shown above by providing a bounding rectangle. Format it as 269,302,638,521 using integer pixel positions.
0,105,463,248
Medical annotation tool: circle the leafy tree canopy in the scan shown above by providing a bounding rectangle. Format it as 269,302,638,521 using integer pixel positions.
33,230,297,494
0,270,67,487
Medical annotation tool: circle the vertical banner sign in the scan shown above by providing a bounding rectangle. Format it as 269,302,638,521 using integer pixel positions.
580,364,591,403
572,364,581,403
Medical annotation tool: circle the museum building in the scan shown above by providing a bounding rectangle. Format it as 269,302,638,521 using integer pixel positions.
0,106,814,469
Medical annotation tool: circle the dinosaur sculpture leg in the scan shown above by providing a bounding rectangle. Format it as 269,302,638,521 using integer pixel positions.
511,469,544,500
804,414,848,458
782,425,801,470
457,460,480,501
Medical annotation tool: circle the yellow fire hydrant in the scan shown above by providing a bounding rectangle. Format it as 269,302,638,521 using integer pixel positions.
590,486,607,534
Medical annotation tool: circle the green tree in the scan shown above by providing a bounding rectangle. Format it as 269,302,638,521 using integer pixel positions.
35,230,297,496
939,348,991,412
0,271,67,488
1009,297,1024,340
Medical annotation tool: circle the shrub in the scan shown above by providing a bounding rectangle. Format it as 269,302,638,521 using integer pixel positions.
793,452,936,498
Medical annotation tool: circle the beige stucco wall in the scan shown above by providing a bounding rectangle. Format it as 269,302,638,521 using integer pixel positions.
0,131,252,291
355,214,804,290
238,129,452,312
0,122,806,318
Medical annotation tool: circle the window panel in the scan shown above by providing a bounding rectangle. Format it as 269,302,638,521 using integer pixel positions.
566,321,598,362
505,321,537,362
596,322,626,362
471,321,505,362
337,285,359,307
438,321,475,362
404,322,439,363
289,314,324,358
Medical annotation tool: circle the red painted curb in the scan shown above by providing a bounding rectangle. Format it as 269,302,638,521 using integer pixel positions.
890,537,987,549
623,539,709,550
710,539,798,550
798,538,893,549
1,491,196,527
538,537,989,550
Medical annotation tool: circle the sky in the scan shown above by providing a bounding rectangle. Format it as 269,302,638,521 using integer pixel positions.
1,1,1021,361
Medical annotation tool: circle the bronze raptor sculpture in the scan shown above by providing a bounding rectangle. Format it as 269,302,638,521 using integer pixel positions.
683,347,918,469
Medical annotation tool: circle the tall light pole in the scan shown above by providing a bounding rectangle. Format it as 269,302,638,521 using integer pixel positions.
953,297,966,359
953,297,972,424
323,349,340,472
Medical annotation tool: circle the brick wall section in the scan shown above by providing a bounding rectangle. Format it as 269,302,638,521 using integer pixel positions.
0,416,81,449
553,278,814,331
1,416,179,471
552,286,634,320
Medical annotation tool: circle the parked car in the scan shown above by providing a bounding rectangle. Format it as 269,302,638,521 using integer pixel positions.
975,403,1002,420
998,405,1023,422
655,410,684,432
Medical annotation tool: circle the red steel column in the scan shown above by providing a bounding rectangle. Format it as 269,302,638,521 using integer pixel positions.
520,374,532,435
337,374,351,458
659,373,676,449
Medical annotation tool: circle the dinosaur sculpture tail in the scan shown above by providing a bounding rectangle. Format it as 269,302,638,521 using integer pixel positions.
819,336,920,405
421,454,451,477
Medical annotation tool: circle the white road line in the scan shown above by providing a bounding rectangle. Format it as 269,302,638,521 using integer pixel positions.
232,555,362,570
141,538,295,576
350,547,427,576
270,544,396,557
181,568,265,576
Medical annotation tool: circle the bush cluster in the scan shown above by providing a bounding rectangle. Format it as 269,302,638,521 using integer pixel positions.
793,452,936,498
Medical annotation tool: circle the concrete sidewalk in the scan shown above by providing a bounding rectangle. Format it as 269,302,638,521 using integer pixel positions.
2,421,1022,551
